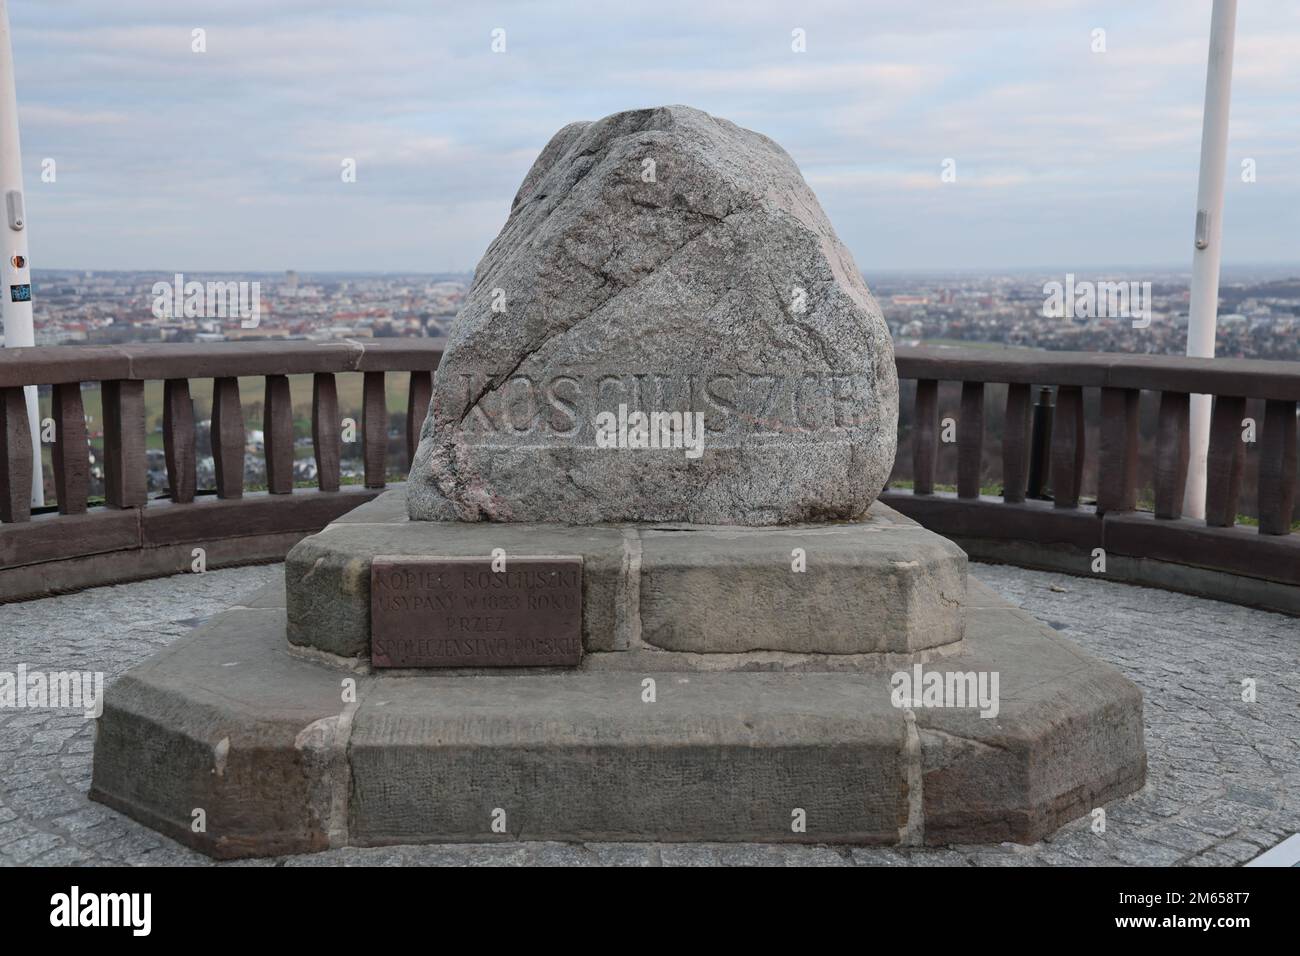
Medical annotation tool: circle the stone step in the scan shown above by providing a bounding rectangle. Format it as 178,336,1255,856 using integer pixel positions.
90,578,1146,859
285,489,968,663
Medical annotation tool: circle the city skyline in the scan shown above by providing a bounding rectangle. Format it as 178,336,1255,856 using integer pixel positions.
26,265,1300,367
7,0,1300,274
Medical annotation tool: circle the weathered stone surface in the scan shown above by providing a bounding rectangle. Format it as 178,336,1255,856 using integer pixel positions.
286,489,965,660
915,602,1148,845
636,515,966,655
89,572,1146,857
408,105,897,525
89,607,346,859
349,672,909,845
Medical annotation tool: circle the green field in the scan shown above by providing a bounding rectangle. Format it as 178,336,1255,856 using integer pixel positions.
36,372,417,476
39,372,414,443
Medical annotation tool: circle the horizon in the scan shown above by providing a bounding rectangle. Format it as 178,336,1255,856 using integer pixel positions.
26,263,1300,280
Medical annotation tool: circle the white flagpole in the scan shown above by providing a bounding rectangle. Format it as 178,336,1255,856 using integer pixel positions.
1183,0,1237,521
0,0,41,509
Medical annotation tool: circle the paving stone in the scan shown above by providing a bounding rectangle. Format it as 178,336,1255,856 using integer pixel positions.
969,851,1040,867
0,822,28,846
288,846,406,867
849,847,912,866
1207,838,1271,864
27,792,84,820
524,843,596,867
1033,850,1104,867
1182,811,1248,838
718,845,819,867
1147,826,1221,855
1112,840,1188,867
894,848,971,866
380,844,531,867
1238,827,1292,849
659,844,726,867
777,846,854,867
32,845,87,866
1,832,65,864
660,843,846,867
589,843,658,867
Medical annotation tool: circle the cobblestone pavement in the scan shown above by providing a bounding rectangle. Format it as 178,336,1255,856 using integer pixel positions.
1,563,1296,867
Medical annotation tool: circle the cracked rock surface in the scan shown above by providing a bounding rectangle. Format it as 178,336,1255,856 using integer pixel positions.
407,105,898,525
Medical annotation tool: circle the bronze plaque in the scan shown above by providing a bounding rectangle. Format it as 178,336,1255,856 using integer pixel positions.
369,555,583,668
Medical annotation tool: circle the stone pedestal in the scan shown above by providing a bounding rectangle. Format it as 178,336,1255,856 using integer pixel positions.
89,105,1146,858
285,490,968,663
90,488,1147,859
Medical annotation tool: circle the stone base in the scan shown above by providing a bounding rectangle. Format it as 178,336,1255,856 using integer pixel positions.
285,489,969,661
90,576,1146,858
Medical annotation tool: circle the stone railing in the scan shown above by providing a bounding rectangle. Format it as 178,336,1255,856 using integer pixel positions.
881,346,1299,614
0,340,440,599
0,341,1296,611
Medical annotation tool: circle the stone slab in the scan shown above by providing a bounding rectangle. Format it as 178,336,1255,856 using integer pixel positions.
90,578,1146,857
350,672,907,844
285,489,967,661
636,517,966,654
89,607,347,859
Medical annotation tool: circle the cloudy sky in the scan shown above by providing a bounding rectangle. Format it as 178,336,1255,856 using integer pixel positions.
9,0,1299,274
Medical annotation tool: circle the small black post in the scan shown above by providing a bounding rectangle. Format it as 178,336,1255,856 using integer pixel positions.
1026,386,1054,500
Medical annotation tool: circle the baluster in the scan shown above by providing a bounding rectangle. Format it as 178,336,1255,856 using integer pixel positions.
363,371,386,489
912,379,938,495
1257,399,1297,535
1153,391,1190,519
1097,387,1139,515
263,374,294,495
51,382,89,514
1204,395,1245,528
102,379,147,509
211,376,244,499
1001,383,1030,503
957,381,984,499
312,372,340,492
1026,387,1054,499
1050,385,1085,508
162,379,196,504
406,370,433,469
0,386,32,522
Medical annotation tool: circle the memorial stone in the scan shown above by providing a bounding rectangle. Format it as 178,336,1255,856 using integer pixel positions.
407,105,898,526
